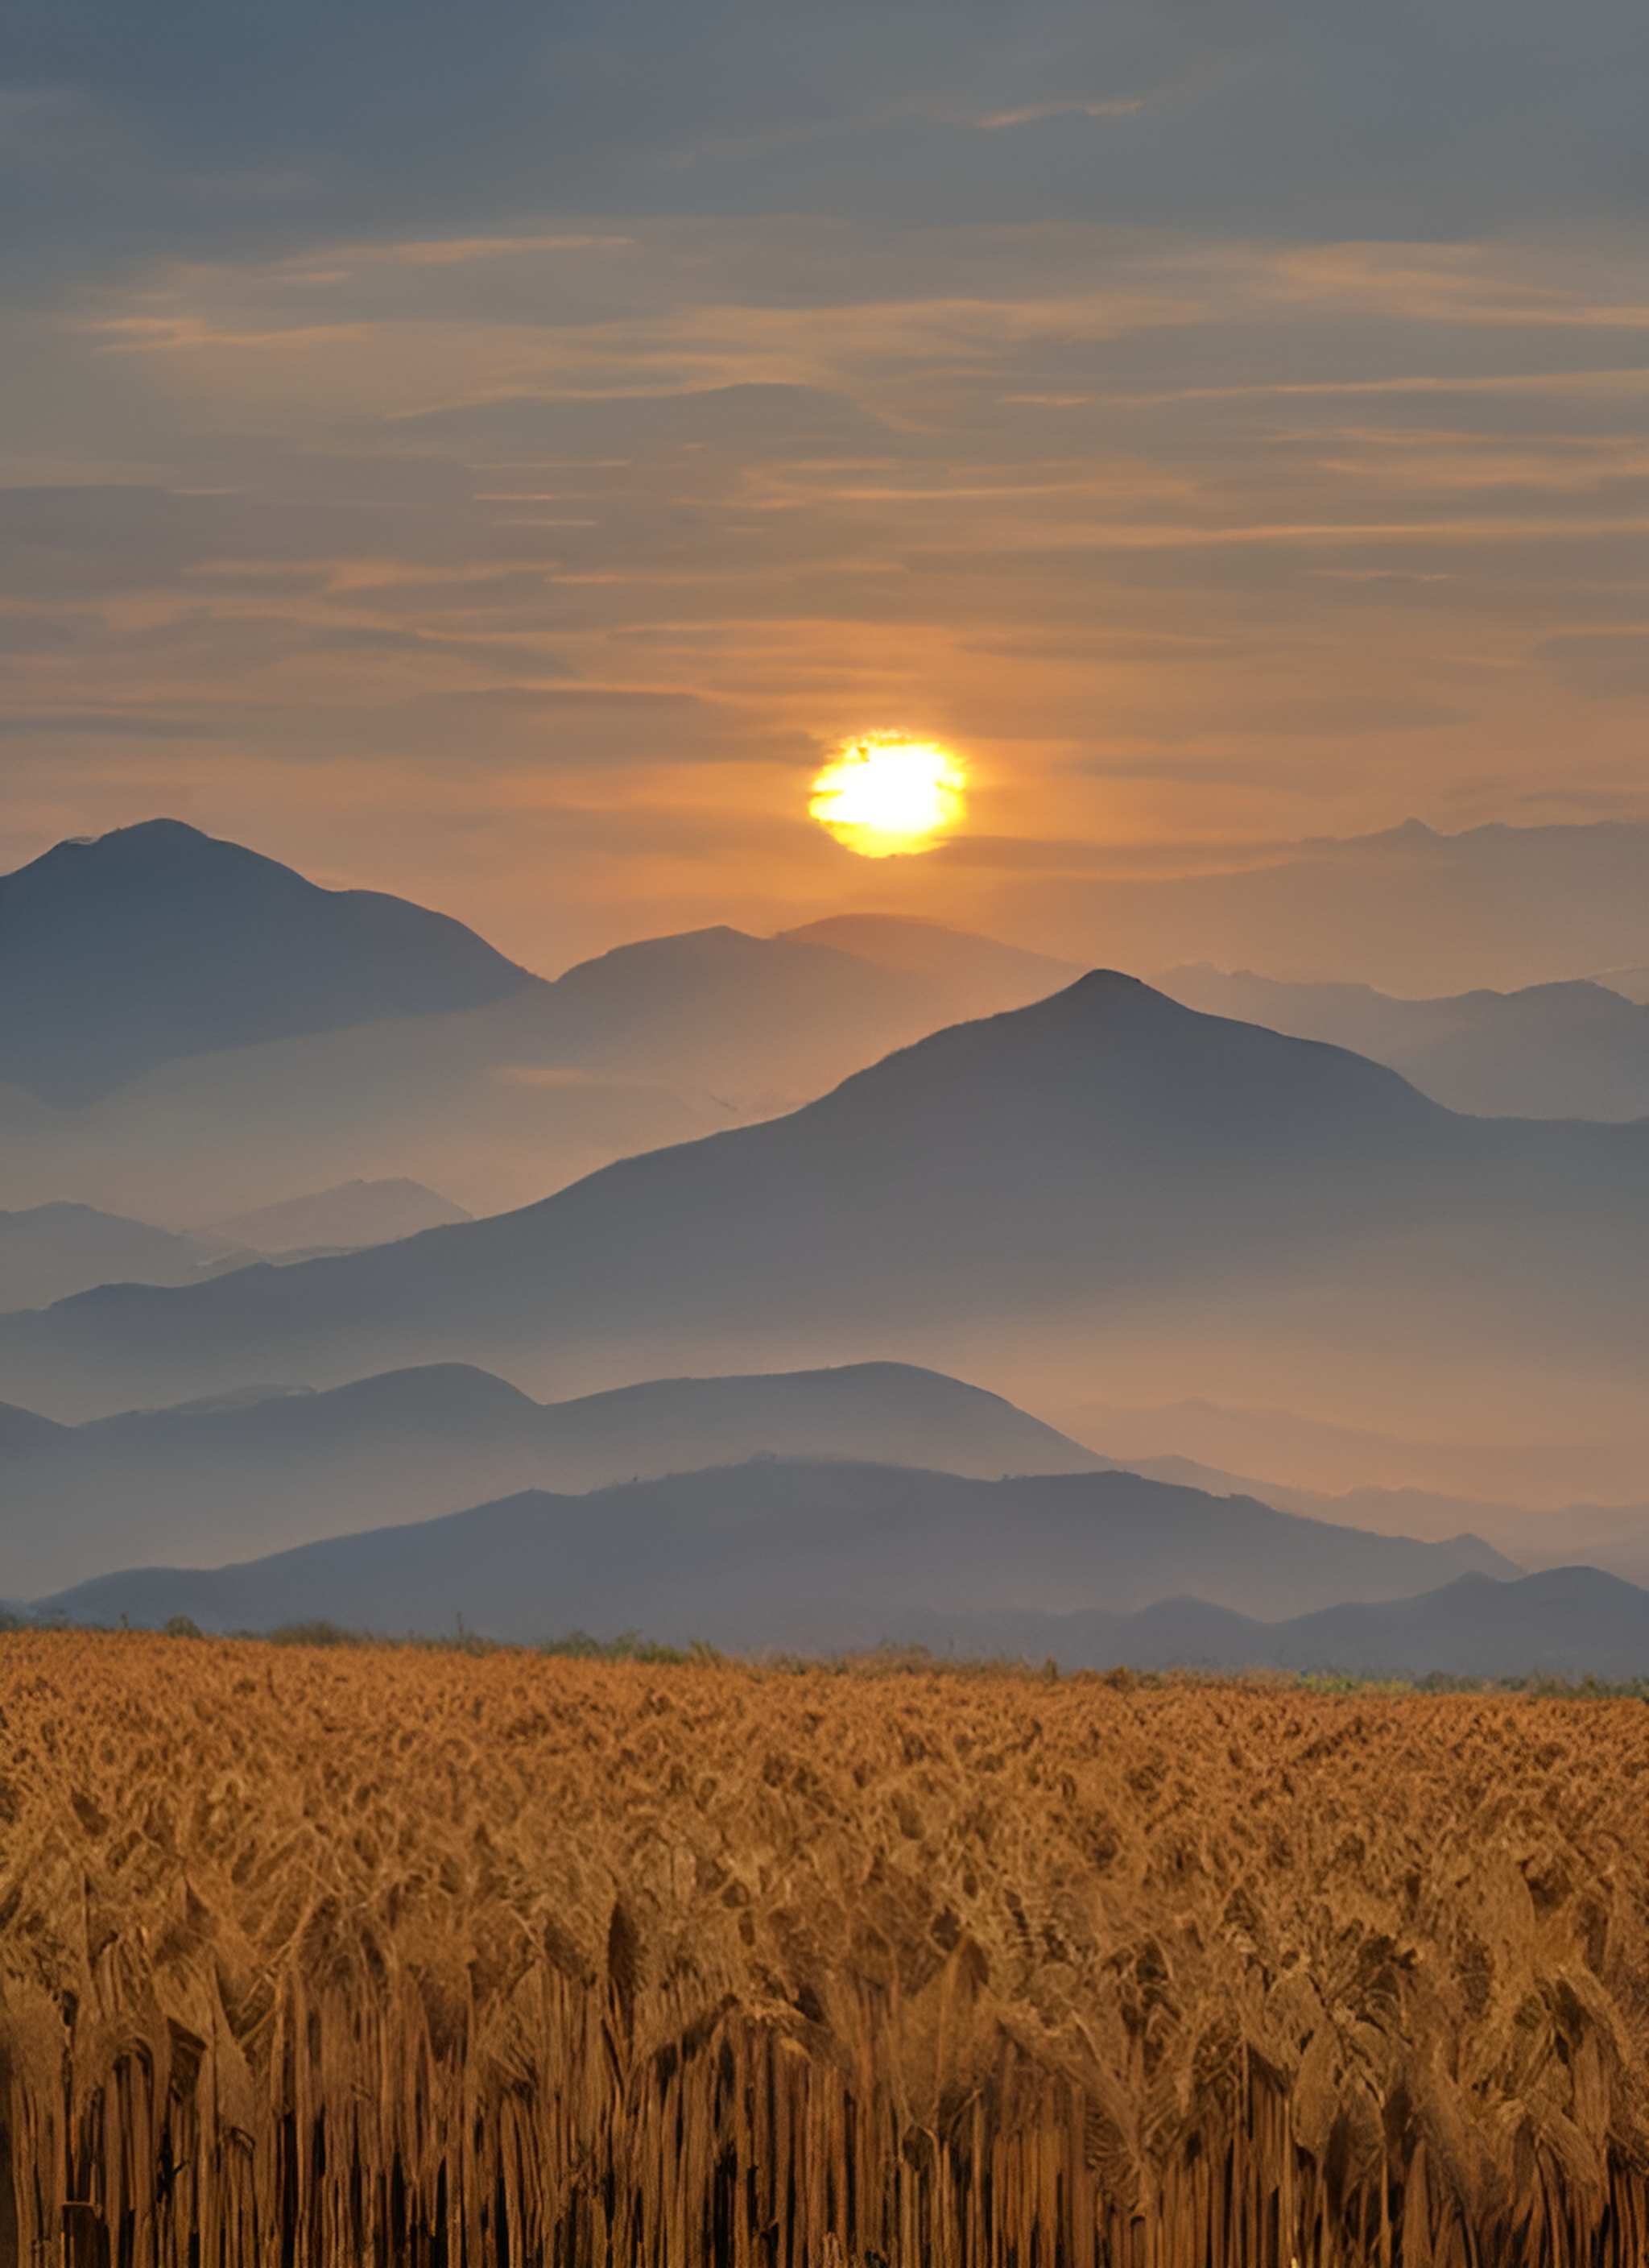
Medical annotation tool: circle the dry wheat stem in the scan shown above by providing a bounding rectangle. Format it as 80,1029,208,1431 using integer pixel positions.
2,1634,1647,2266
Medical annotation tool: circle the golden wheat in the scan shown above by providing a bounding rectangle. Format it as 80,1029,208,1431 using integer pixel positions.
2,1633,1647,2266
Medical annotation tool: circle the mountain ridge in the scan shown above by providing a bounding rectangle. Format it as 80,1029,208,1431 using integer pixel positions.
1152,965,1649,1122
989,817,1649,995
0,1358,1110,1594
919,1566,1649,1682
2,971,1644,1422
0,819,535,1105
12,1455,1523,1641
0,845,1078,1219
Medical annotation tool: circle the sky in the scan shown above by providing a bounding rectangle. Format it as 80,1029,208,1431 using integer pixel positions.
3,0,1646,975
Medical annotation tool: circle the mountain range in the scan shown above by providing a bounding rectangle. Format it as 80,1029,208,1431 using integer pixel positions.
2,971,1644,1439
6,814,1649,1677
1052,1391,1649,1515
0,823,1077,1221
990,817,1649,995
13,1455,1520,1645
1152,966,1649,1122
0,1359,1109,1596
1060,1437,1649,1591
0,1181,471,1312
0,818,534,1106
928,1568,1649,1682
0,1202,241,1314
10,1346,1641,1612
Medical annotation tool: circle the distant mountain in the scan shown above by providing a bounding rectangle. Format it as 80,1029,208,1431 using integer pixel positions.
777,916,1077,1012
0,1360,1109,1596
1053,1391,1649,1507
0,1202,242,1314
1152,966,1649,1121
1073,1444,1649,1592
204,1179,471,1252
524,926,903,1084
15,1459,1519,1644
495,921,1064,1097
2,973,1645,1422
947,1567,1649,1682
987,818,1649,994
0,819,535,1105
0,990,748,1227
0,1185,473,1315
1253,1484,1649,1592
0,879,1072,1221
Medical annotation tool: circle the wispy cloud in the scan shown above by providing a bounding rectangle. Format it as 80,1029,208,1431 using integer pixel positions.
0,710,218,738
5,204,1645,947
973,100,1143,129
273,234,636,275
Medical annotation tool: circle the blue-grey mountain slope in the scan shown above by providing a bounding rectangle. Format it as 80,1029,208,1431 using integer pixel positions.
0,1182,470,1314
1153,966,1649,1122
2,972,1645,1422
1078,1446,1649,1593
16,1459,1519,1641
0,1202,240,1313
778,915,1075,1004
531,920,1075,1086
996,817,1649,995
0,828,1075,1222
948,1568,1649,1683
0,818,534,1105
0,1359,1109,1595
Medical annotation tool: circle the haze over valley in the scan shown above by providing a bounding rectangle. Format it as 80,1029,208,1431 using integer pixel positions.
2,816,1647,1673
0,824,1080,1220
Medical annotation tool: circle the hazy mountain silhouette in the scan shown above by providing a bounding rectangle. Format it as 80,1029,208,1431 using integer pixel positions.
523,924,979,1086
1252,1488,1649,1589
0,819,535,1105
941,1567,1649,1682
1054,1392,1649,1509
1072,1446,1649,1591
1153,966,1649,1121
14,1459,1519,1643
204,1179,471,1252
1,1184,472,1314
2,864,1074,1221
991,818,1649,994
0,987,753,1227
0,1360,1110,1595
2,973,1645,1421
0,1202,244,1314
777,916,1077,1008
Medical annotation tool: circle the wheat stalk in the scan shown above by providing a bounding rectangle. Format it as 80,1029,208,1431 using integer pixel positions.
2,1633,1647,2264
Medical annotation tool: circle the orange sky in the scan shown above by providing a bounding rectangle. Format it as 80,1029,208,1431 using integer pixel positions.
3,10,1646,976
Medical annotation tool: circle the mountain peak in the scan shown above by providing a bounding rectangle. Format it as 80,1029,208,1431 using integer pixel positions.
1,818,534,1106
776,914,1078,994
0,958,1629,1422
21,817,279,881
86,817,225,850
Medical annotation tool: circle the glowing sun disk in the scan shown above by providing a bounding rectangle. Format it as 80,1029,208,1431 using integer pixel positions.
809,736,968,858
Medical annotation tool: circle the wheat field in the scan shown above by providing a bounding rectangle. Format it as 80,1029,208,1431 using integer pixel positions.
2,1633,1647,2266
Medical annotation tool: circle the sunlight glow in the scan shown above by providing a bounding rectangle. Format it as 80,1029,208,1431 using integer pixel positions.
808,735,969,858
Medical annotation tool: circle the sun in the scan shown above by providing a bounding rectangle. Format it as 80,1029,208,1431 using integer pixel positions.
809,735,968,858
